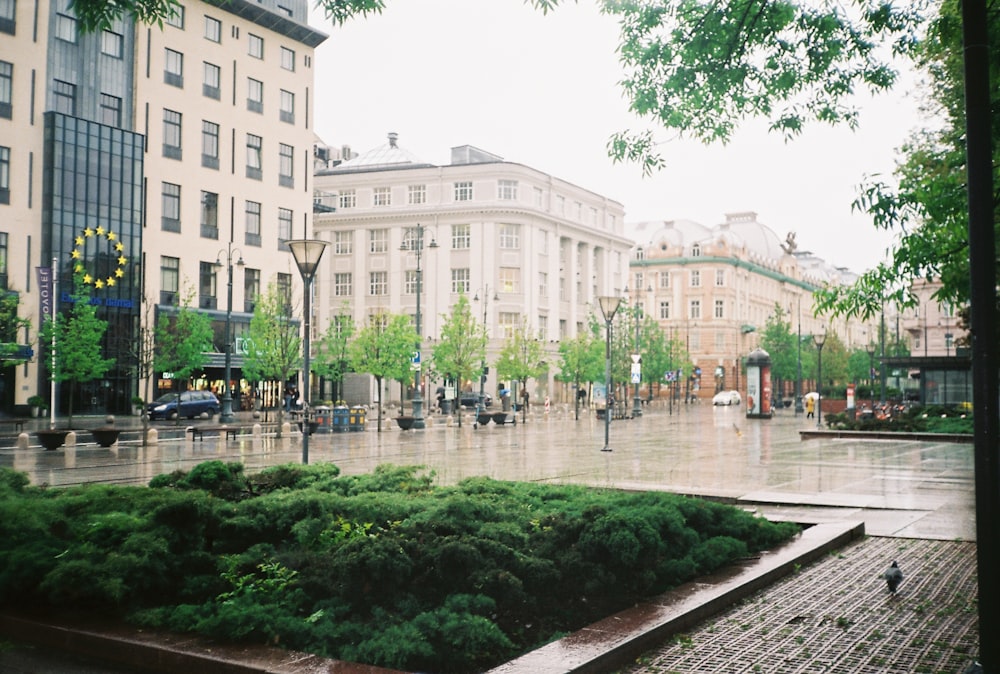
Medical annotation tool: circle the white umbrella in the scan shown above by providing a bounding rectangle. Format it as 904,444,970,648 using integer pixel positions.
804,391,820,401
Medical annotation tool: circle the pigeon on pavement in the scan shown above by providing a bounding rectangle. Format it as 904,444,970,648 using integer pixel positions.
884,561,904,594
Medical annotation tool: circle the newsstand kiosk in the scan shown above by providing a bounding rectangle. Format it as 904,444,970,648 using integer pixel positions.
746,348,773,419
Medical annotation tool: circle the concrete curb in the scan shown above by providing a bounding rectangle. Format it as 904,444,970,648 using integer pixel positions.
487,520,865,674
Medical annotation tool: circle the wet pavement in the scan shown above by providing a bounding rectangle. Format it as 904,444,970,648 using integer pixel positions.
0,403,980,672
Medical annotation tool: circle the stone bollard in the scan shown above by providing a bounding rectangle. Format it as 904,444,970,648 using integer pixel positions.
65,430,77,446
146,427,158,444
15,432,28,449
282,421,291,436
253,423,262,437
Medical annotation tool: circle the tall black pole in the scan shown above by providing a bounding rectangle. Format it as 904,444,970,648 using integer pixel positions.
603,315,613,451
220,248,235,423
962,0,998,668
411,226,425,429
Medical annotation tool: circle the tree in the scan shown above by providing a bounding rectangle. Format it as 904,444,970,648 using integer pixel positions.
431,294,487,427
348,312,417,431
242,280,301,437
639,315,671,399
759,305,797,400
555,329,603,420
495,319,545,421
313,303,355,404
154,287,213,424
39,276,115,427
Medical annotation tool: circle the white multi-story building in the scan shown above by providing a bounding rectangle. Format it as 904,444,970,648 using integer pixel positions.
312,134,632,403
1,0,325,414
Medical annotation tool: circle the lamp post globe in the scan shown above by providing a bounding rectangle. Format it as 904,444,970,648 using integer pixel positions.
215,244,243,424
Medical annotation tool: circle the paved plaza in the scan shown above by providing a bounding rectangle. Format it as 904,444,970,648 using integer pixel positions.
0,402,981,672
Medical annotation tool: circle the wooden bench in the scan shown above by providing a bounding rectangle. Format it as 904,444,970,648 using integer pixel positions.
186,425,247,442
0,418,28,433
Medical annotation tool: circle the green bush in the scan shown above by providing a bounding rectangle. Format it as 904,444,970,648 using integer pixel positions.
0,463,799,673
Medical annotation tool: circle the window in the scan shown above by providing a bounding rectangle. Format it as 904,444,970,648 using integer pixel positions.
659,301,670,320
371,186,391,206
244,268,260,312
691,243,702,257
451,268,470,294
690,269,701,287
200,191,218,238
203,62,221,99
245,201,261,246
165,5,184,28
369,271,387,296
499,224,520,249
247,78,263,113
99,93,121,127
161,182,180,232
278,143,294,187
338,189,356,209
55,13,77,42
52,80,76,115
334,273,353,296
538,272,548,297
589,207,598,225
499,312,520,339
199,262,217,310
0,146,9,204
279,89,294,123
334,231,353,255
278,208,292,242
659,271,670,289
101,30,123,57
555,195,565,215
0,61,9,119
161,256,180,304
454,181,472,201
451,224,470,249
277,273,292,307
533,186,543,206
498,179,518,200
714,299,724,319
0,0,15,33
635,247,645,261
369,229,387,253
280,46,295,70
201,120,219,169
248,34,263,58
634,272,644,289
162,109,182,159
715,269,726,286
404,270,418,295
408,184,425,204
689,299,701,320
246,134,262,180
499,267,520,293
164,48,184,87
204,16,221,42
538,315,548,340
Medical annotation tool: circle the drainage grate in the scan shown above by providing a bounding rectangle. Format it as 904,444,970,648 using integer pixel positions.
624,537,978,674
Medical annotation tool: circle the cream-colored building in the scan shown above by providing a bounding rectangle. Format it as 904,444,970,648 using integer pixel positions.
627,213,866,400
0,0,324,414
312,134,632,404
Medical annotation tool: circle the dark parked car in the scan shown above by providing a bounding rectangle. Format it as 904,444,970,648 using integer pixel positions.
148,390,221,420
459,392,493,409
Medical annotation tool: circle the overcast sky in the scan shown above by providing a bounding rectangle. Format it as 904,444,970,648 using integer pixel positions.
309,0,925,274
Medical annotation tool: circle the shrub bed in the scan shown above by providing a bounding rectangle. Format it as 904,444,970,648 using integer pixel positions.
0,462,799,673
824,404,973,434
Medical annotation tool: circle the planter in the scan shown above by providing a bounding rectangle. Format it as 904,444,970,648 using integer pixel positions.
395,416,415,430
90,427,121,448
36,429,71,451
476,413,493,426
492,412,512,425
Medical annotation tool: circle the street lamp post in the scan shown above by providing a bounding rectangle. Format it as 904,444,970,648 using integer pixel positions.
624,285,650,418
473,286,497,429
401,225,437,430
814,328,828,429
215,243,244,423
865,340,876,411
598,295,623,451
287,239,328,465
794,301,804,415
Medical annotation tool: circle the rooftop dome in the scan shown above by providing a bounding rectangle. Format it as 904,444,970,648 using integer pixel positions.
332,132,432,172
716,212,786,261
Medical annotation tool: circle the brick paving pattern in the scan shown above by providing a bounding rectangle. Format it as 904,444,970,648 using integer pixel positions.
622,537,979,674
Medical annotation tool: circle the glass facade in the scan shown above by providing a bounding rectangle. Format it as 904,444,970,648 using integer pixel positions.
42,112,144,414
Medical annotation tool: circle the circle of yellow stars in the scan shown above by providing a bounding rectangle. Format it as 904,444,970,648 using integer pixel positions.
71,226,127,289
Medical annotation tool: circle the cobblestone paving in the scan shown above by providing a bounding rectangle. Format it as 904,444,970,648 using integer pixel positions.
621,537,979,674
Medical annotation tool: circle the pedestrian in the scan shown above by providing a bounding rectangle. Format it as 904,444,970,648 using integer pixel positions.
521,388,530,412
806,396,815,418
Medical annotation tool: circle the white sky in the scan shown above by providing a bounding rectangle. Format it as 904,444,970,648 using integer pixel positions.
309,0,924,274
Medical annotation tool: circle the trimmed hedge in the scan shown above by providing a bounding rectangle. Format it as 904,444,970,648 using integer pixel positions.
0,462,799,673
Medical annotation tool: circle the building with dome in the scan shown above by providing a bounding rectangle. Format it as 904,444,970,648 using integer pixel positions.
627,211,866,401
312,133,632,406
